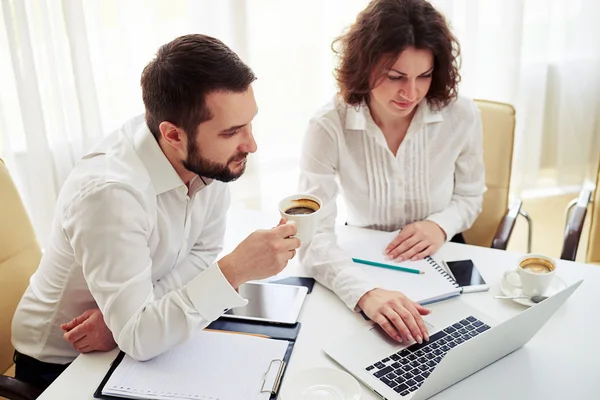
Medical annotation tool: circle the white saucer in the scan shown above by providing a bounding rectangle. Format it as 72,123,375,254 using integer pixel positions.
500,274,567,307
279,367,360,400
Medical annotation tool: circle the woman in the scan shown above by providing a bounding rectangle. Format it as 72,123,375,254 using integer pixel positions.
298,0,485,344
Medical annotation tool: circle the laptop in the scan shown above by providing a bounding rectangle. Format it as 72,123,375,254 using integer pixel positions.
324,280,582,399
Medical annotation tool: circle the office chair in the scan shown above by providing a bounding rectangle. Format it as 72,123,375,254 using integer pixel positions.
561,158,600,264
462,100,532,252
0,158,43,400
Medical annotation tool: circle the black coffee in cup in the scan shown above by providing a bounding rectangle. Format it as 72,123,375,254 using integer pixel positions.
284,199,320,216
285,206,315,215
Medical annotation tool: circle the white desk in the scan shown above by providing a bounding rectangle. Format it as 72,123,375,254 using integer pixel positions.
39,209,600,399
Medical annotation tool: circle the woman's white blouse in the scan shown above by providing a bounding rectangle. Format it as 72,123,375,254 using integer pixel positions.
298,95,485,310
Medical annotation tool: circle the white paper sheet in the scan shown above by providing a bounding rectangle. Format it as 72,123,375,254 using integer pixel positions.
337,225,461,304
103,330,289,400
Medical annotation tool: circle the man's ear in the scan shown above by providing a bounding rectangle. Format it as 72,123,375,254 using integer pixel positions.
159,121,186,153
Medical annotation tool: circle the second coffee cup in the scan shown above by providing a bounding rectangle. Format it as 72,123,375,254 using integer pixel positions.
503,254,556,297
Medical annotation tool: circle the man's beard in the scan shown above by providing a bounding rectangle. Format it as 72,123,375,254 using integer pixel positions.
182,138,247,183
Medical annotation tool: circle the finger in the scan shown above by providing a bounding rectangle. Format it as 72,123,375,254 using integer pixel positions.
384,229,412,254
389,304,423,344
408,304,430,341
73,335,90,350
409,245,435,261
288,249,297,260
282,237,301,251
385,228,415,254
277,217,286,227
382,308,414,343
388,236,420,261
374,316,403,342
61,319,77,331
272,221,297,238
60,313,88,332
399,241,429,262
414,303,431,316
78,345,93,354
63,324,87,343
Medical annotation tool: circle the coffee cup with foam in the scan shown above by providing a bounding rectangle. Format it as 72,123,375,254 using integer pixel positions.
503,254,557,297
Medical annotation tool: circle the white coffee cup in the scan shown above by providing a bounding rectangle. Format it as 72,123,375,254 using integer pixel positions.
503,254,557,297
278,194,322,244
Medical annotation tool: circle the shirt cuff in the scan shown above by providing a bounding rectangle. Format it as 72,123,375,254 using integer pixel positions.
333,267,379,312
185,262,248,321
426,211,460,242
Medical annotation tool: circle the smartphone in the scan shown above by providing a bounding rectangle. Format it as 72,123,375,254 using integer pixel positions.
444,259,489,293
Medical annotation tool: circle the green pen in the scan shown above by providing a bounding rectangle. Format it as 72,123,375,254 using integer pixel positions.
352,257,424,274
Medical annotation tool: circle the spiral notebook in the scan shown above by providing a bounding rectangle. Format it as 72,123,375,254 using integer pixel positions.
336,225,460,304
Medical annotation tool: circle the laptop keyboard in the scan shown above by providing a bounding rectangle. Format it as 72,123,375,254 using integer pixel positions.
365,315,491,396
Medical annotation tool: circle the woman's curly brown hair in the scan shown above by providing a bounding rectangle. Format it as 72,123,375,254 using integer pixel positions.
333,0,461,110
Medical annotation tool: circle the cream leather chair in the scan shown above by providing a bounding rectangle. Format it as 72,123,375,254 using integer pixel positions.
462,100,531,251
587,181,600,264
0,158,43,399
561,159,600,264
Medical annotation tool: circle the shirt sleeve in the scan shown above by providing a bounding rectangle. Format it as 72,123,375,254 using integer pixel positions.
426,100,486,240
153,187,231,299
62,183,246,361
298,119,378,311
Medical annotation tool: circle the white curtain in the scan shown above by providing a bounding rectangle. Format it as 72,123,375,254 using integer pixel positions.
1,0,599,246
434,0,600,195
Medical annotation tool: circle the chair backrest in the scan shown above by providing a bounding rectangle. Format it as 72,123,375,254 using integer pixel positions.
462,100,516,247
0,159,41,372
586,162,600,264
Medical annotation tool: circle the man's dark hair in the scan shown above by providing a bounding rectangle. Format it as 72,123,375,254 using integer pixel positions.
141,34,257,140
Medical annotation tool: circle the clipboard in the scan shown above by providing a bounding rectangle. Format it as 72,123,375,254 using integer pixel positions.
93,277,311,399
205,318,300,399
93,320,301,400
259,340,295,398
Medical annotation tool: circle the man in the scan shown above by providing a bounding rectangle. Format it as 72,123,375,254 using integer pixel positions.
11,34,300,391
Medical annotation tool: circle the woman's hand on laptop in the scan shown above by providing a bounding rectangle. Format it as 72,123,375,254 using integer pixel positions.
358,288,430,344
384,220,446,262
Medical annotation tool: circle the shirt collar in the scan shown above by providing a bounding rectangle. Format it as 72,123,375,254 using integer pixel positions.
345,99,444,131
345,103,369,130
421,101,444,124
131,117,187,195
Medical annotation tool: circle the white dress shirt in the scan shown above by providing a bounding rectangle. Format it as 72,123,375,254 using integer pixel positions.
298,95,485,310
12,115,247,364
